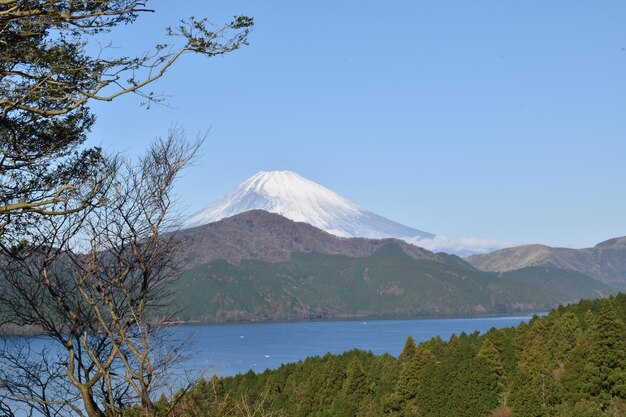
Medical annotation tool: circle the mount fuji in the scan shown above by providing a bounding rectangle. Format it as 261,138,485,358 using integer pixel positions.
181,170,433,240
180,171,510,254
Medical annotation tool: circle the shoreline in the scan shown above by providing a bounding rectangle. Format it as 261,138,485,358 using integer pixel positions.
0,310,549,338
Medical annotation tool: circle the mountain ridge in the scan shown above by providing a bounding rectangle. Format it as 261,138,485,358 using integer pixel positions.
174,209,441,268
466,237,626,287
181,170,433,239
167,210,618,322
173,248,617,323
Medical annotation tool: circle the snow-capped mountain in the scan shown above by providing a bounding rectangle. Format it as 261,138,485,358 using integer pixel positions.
181,171,514,255
181,170,434,240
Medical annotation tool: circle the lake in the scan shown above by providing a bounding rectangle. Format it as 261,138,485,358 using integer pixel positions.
2,315,535,380
172,315,534,377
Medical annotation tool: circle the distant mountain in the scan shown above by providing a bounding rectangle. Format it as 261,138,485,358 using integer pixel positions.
175,210,440,267
168,211,617,323
181,170,433,240
500,266,616,300
172,244,616,323
466,237,626,288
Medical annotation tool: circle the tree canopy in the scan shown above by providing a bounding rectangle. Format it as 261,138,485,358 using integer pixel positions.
153,295,626,417
0,2,254,416
0,0,252,232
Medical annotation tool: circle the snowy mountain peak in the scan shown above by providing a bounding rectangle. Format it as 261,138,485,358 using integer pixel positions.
181,171,434,240
238,170,362,216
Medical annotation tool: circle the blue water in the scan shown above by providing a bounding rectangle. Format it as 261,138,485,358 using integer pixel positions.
1,315,534,417
173,315,533,377
2,316,534,381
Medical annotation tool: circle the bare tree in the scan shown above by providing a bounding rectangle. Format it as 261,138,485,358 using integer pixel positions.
0,3,254,414
0,130,201,417
0,0,252,222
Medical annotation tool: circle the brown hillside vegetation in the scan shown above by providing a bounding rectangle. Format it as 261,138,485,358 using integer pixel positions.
466,237,626,287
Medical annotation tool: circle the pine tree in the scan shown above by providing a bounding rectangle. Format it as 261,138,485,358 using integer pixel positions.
399,336,418,365
509,371,547,417
405,348,438,417
582,301,626,409
342,359,369,402
326,359,371,417
317,356,347,409
510,321,555,417
471,339,505,416
396,351,422,401
547,312,581,363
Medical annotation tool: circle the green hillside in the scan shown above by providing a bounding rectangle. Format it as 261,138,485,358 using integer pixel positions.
172,242,617,322
501,266,616,301
153,294,626,417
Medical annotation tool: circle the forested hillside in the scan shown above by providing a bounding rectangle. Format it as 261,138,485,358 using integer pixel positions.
172,244,616,322
154,294,626,417
166,211,616,322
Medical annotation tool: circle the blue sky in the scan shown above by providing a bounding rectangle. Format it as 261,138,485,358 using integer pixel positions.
86,0,626,249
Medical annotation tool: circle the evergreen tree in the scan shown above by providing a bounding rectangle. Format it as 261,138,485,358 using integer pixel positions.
0,2,252,223
510,321,555,417
399,336,418,365
471,339,505,416
139,295,626,417
547,312,581,362
582,302,626,409
396,350,423,401
358,396,379,417
314,355,347,410
406,348,438,417
381,393,403,416
375,353,402,396
342,359,369,402
478,339,504,383
509,371,547,417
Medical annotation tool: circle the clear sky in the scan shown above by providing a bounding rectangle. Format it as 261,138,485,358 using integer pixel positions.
86,0,626,249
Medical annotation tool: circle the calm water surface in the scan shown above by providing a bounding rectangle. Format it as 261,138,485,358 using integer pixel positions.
3,316,534,379
174,315,533,376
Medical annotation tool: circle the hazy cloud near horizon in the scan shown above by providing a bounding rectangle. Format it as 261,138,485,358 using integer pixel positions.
408,235,516,256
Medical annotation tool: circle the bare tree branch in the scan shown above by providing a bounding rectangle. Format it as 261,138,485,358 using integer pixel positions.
0,130,203,417
0,0,252,220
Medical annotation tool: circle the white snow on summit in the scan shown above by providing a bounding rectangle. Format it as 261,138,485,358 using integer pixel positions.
181,171,514,255
181,170,434,240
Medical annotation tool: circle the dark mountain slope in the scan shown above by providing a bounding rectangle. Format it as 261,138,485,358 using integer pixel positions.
171,242,617,323
162,211,620,322
174,210,439,268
